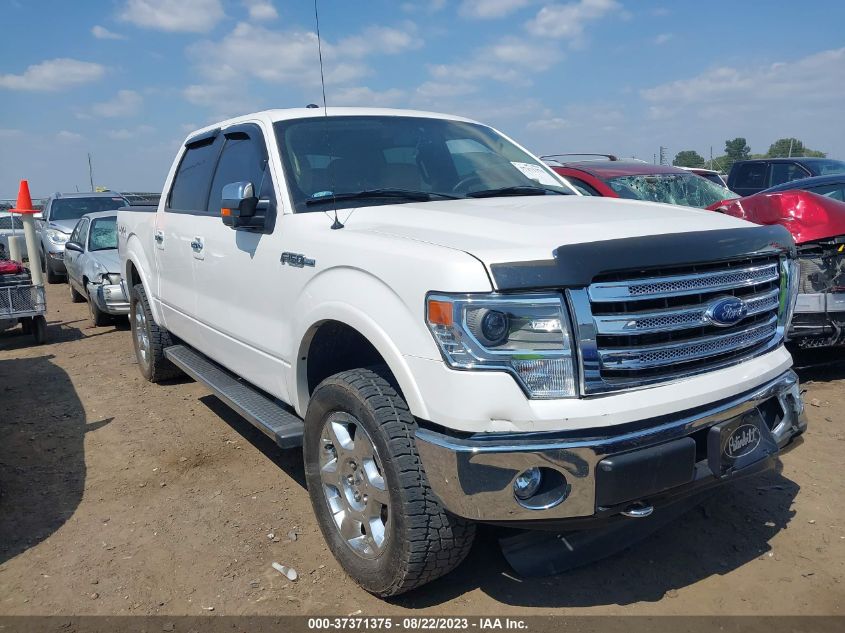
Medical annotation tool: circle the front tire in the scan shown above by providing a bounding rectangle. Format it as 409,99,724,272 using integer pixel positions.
304,368,475,597
88,291,110,327
130,283,181,382
69,280,85,303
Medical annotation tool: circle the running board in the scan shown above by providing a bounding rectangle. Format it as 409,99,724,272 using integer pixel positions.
164,345,304,448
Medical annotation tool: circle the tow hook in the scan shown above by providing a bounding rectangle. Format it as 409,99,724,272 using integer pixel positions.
621,502,654,518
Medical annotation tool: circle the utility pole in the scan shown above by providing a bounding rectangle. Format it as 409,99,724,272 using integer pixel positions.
710,146,714,170
659,146,667,165
788,138,794,158
88,153,95,191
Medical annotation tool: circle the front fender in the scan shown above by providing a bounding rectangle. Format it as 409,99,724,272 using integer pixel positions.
289,266,441,420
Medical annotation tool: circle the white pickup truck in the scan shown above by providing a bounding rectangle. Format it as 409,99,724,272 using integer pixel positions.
118,107,806,596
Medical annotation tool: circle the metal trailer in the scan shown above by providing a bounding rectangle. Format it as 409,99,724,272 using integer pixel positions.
0,273,47,344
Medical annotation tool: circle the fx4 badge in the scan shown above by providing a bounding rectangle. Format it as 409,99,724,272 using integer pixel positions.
281,252,315,268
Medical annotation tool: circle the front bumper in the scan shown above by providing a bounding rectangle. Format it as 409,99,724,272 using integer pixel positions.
46,248,66,272
90,282,129,316
415,370,806,524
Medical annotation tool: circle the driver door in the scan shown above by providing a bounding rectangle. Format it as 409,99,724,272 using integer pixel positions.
65,218,89,294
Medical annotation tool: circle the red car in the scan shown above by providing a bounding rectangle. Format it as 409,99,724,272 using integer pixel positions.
544,154,736,208
706,181,845,347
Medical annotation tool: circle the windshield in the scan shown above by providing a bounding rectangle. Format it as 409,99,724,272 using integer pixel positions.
813,160,845,176
50,196,127,221
607,173,738,208
274,116,573,212
88,216,117,251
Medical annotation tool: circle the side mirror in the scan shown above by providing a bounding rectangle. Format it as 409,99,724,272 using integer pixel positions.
65,241,83,253
221,181,258,229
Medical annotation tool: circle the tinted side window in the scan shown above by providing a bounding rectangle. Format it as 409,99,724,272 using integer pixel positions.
564,176,601,196
207,130,275,214
807,183,845,201
769,162,809,187
71,219,89,247
733,163,767,189
168,136,221,213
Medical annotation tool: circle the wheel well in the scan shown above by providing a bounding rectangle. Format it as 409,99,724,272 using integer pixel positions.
304,321,397,396
125,260,139,290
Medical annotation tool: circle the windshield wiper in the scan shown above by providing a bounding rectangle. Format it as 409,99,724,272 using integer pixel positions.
305,188,461,206
466,185,568,198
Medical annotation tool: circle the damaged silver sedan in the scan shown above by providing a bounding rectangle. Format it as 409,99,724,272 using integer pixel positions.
64,211,129,326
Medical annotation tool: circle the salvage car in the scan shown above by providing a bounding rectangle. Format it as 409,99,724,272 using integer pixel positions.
544,155,737,208
727,157,845,197
0,211,27,260
36,191,128,283
119,108,805,596
64,211,129,326
710,176,845,347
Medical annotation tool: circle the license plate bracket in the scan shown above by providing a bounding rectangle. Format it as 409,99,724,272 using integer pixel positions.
707,409,778,478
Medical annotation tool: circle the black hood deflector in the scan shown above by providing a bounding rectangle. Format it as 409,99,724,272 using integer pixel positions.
490,224,796,291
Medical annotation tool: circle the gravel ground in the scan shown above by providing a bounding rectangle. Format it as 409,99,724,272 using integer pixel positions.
0,282,843,615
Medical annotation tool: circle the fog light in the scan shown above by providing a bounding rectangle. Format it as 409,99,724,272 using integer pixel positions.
513,467,543,500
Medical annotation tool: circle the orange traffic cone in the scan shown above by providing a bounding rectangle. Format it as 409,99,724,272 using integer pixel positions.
10,179,37,214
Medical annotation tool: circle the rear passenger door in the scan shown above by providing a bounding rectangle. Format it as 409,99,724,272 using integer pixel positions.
768,162,811,188
156,131,223,347
191,123,290,398
731,162,768,196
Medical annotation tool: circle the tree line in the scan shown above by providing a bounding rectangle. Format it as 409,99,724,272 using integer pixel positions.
672,138,826,171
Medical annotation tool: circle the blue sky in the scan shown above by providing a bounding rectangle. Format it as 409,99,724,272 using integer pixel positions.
1,0,844,198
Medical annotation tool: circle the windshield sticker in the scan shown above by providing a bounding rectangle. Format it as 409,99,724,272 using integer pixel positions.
511,162,561,187
311,191,333,198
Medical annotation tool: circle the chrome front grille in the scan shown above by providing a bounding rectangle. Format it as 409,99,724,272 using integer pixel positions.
568,256,785,393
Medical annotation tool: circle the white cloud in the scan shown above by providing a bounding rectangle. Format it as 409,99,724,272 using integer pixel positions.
415,81,478,100
0,58,106,92
56,131,84,143
107,125,155,140
0,129,24,138
526,0,619,40
243,0,277,20
526,117,568,131
91,90,143,118
337,25,423,58
428,37,560,86
92,25,126,40
119,0,225,33
459,0,532,19
330,86,405,107
402,0,447,13
653,33,672,45
640,47,845,119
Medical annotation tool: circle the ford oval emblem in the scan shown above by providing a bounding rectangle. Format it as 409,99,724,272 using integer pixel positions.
706,296,748,327
724,423,761,459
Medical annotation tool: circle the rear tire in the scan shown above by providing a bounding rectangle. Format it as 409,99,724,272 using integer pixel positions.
130,283,181,382
304,367,475,597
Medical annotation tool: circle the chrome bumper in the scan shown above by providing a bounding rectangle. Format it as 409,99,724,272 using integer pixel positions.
415,370,806,522
92,282,130,315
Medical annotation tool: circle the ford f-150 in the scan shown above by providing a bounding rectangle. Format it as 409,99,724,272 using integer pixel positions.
118,107,806,596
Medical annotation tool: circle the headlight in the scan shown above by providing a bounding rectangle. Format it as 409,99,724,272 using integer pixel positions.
426,293,576,398
46,228,69,245
104,273,122,285
779,256,800,337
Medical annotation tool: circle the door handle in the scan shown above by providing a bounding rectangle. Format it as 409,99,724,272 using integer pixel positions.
190,238,203,251
154,231,164,243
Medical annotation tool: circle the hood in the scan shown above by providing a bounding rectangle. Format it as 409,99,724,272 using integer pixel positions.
48,219,79,234
346,195,757,264
709,190,845,244
90,249,120,273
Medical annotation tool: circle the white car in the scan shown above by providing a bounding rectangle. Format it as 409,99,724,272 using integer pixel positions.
118,107,806,596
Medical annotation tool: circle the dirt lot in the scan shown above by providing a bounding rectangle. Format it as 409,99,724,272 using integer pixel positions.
0,282,843,616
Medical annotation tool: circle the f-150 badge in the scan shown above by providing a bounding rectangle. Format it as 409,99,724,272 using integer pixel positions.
281,252,315,268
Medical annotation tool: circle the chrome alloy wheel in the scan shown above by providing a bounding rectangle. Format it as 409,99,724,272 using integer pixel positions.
319,412,390,559
133,305,150,367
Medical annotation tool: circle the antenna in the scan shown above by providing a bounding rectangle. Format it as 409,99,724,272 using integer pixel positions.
88,153,95,191
313,0,343,229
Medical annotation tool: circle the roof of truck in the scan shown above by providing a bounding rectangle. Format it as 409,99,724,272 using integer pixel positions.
186,107,478,141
